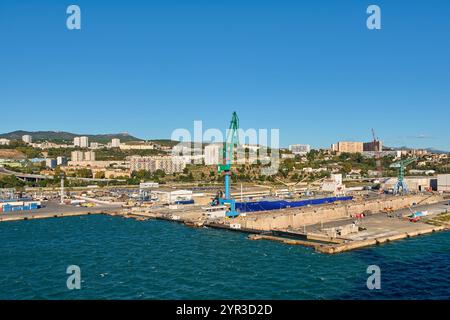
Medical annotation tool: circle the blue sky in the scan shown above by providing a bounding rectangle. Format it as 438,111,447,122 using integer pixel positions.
0,0,449,150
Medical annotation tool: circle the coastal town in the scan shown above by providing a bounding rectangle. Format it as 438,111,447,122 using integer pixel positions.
1,123,449,254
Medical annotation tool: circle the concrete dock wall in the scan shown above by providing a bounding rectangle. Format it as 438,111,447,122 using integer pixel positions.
240,195,442,231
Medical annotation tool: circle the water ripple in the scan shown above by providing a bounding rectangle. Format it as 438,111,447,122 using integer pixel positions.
0,215,448,299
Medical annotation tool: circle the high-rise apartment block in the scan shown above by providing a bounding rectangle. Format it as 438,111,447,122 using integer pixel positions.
331,141,364,153
129,156,186,174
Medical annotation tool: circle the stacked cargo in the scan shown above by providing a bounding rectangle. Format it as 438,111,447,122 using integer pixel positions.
0,201,41,213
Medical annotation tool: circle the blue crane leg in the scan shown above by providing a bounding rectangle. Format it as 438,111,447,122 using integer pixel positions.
225,174,230,199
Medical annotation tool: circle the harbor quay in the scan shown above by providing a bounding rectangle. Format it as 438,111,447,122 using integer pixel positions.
104,193,450,254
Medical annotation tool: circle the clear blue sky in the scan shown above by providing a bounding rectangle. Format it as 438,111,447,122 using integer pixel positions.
1,0,449,150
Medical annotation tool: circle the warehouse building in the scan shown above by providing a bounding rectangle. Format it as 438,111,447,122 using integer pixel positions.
438,174,450,192
382,177,437,192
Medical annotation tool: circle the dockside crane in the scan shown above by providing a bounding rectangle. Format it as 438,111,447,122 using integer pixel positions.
389,157,417,194
217,112,240,217
372,128,383,176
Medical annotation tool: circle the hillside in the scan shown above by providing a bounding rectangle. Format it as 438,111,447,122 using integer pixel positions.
149,139,180,147
0,149,26,160
0,131,142,144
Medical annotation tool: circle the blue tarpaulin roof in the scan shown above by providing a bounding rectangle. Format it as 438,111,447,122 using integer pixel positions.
235,196,353,213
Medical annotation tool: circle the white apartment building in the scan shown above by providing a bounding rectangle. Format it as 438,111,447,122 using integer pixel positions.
204,144,222,165
84,151,96,161
289,144,311,155
90,142,100,149
111,138,121,148
22,135,32,144
80,136,89,148
56,156,68,166
71,151,84,162
71,151,95,162
0,138,10,146
45,158,57,169
73,136,89,148
130,156,186,174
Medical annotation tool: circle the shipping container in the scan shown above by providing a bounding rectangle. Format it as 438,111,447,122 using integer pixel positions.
174,199,195,205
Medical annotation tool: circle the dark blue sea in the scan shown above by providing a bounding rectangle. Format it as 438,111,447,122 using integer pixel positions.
0,215,449,299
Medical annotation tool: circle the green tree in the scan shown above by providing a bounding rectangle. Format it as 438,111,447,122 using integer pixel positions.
95,171,105,179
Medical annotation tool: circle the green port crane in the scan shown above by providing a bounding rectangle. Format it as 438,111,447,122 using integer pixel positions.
217,111,240,217
389,157,417,194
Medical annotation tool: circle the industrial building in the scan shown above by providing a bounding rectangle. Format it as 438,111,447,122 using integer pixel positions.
321,174,345,195
382,176,437,192
438,174,450,192
129,156,186,174
331,141,363,153
289,144,311,155
0,200,41,212
151,189,193,204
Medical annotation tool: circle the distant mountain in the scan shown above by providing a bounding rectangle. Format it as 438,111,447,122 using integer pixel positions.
385,145,450,154
0,131,143,144
149,139,180,147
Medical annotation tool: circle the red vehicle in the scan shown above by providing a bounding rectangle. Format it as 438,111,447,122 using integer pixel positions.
410,217,421,223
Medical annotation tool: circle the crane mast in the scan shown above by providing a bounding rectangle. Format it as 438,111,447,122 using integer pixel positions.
372,128,383,176
217,112,240,217
390,157,417,194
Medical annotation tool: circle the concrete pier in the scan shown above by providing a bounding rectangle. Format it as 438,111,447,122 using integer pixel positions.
0,201,121,222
